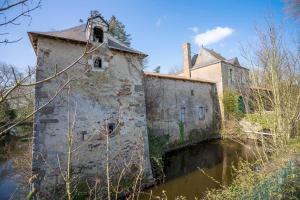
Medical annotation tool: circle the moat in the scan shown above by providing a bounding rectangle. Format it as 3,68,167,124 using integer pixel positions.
141,139,254,199
0,138,254,199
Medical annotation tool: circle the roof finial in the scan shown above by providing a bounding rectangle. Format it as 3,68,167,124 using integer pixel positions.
90,10,99,18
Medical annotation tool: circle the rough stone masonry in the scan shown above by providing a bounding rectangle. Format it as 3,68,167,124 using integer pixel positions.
28,13,223,197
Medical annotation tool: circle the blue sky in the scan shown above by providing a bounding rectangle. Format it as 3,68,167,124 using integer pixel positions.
0,0,297,73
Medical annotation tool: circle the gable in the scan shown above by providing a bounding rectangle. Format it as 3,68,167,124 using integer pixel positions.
193,48,224,68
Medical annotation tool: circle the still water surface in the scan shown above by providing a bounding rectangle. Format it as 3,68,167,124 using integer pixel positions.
142,139,254,199
0,137,26,200
0,138,254,199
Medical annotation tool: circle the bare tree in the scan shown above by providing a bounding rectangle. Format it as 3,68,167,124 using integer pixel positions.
0,0,42,44
284,0,300,22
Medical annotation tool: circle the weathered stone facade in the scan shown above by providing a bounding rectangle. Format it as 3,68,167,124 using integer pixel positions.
144,73,220,143
29,15,225,198
30,16,153,198
179,45,250,120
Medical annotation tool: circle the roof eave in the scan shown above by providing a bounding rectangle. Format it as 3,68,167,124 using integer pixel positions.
28,31,147,57
108,46,147,57
28,32,39,54
144,72,215,84
220,60,249,71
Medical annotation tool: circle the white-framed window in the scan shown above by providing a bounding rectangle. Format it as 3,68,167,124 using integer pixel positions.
198,106,205,120
180,107,185,122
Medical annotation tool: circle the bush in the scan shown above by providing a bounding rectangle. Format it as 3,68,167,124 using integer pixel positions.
223,89,245,120
147,128,169,178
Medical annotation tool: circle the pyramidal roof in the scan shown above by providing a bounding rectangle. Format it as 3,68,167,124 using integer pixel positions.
28,24,146,56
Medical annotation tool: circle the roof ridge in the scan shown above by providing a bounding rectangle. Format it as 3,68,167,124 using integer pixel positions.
36,24,86,34
28,24,146,56
202,47,225,60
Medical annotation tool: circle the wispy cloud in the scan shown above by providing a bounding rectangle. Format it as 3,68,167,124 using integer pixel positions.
194,26,234,46
155,15,167,28
188,26,199,33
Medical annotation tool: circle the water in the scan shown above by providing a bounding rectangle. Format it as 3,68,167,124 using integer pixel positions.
0,138,253,199
0,137,28,200
142,139,254,199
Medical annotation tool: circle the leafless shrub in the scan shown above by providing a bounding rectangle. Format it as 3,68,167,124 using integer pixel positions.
0,0,42,44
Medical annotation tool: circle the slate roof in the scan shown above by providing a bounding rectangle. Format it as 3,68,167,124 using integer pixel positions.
28,24,146,56
202,47,225,60
191,54,198,66
226,57,241,66
191,47,248,70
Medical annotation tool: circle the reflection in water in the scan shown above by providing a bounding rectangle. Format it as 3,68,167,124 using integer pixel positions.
0,138,253,199
143,139,253,199
0,137,26,199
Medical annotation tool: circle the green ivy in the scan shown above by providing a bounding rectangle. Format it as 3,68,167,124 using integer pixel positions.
178,121,185,143
223,89,245,120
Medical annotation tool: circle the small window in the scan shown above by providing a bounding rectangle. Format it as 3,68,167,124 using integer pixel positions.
94,57,102,69
93,27,103,43
240,73,243,84
229,68,234,84
180,107,185,122
198,106,205,120
108,123,115,134
191,90,194,96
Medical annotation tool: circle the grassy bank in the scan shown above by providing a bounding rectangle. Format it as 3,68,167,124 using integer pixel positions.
203,137,300,199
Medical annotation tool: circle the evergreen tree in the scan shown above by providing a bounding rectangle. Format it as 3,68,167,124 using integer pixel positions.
153,66,161,73
108,15,132,46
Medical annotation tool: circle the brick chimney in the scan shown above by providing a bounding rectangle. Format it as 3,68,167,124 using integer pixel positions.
182,42,191,78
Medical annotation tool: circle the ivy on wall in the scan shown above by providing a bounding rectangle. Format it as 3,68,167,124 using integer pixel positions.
223,88,245,120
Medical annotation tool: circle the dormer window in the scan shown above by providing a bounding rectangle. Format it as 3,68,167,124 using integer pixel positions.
94,57,102,69
93,27,103,43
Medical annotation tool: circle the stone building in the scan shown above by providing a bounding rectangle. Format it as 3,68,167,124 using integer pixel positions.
29,14,152,197
28,12,245,197
178,43,250,119
144,72,220,143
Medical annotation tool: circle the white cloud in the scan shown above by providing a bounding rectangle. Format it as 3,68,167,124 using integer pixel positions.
155,15,167,28
155,18,162,27
194,26,234,46
188,26,199,33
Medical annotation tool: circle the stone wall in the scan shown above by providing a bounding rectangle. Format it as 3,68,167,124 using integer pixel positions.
190,63,225,122
32,37,152,197
144,75,221,143
221,62,250,90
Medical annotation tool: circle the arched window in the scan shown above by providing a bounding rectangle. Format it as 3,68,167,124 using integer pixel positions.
94,57,102,69
93,27,103,43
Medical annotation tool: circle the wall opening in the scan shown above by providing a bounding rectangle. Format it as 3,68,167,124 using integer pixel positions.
108,123,116,134
180,107,186,122
93,27,103,43
191,90,194,96
94,57,102,69
229,68,234,84
198,106,205,120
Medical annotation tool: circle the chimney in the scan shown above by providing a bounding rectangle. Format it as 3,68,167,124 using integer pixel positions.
182,42,191,78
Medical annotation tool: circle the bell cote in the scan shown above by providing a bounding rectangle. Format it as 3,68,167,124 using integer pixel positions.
85,10,109,45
